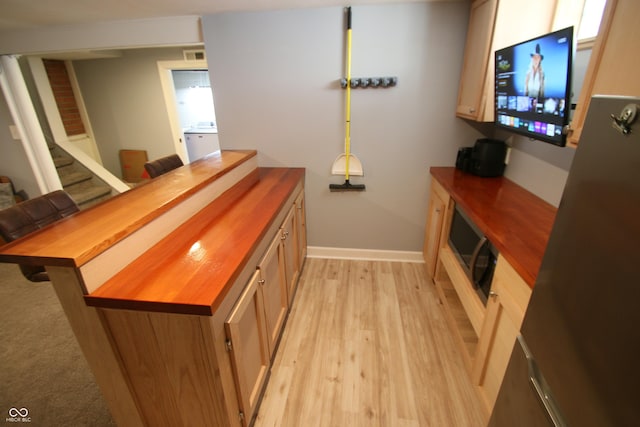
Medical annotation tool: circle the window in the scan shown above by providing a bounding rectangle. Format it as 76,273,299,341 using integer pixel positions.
577,0,606,47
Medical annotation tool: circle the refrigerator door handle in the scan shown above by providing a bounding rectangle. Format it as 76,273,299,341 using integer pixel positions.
517,335,568,427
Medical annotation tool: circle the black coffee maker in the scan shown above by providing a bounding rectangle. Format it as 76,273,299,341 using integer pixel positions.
456,138,507,177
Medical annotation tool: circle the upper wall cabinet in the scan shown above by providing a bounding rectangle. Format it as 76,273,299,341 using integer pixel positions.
567,0,640,146
456,0,558,122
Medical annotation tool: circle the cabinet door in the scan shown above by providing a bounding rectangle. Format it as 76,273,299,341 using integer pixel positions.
280,207,299,303
471,255,532,413
456,0,498,120
423,180,448,279
258,233,288,358
457,0,556,122
225,271,270,425
294,191,307,266
568,0,640,146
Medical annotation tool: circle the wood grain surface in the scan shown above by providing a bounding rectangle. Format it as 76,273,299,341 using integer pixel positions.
430,167,557,288
85,167,304,316
255,258,487,426
0,150,256,267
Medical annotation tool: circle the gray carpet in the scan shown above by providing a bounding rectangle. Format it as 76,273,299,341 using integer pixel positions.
0,263,115,426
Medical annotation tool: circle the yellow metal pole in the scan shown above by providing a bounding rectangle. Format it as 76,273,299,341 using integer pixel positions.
344,9,352,181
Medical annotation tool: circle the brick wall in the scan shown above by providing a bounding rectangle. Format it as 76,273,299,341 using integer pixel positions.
43,59,86,136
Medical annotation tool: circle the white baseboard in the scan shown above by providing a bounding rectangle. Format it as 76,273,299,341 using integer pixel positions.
307,246,425,263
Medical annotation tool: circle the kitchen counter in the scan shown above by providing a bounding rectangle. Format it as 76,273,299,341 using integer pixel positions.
0,149,306,427
85,167,304,315
0,150,256,268
431,167,557,288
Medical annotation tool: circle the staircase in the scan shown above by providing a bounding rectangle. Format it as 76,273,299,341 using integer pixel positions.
50,145,115,209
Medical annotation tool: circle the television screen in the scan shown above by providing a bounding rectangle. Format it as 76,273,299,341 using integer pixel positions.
495,27,574,146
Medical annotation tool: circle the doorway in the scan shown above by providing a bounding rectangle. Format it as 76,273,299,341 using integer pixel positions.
171,70,220,162
157,59,220,163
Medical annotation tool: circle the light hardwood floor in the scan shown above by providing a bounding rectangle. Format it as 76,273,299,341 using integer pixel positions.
254,258,486,427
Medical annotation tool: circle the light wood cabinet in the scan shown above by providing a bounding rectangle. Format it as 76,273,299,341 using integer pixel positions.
567,0,640,146
294,191,307,268
471,255,532,413
436,250,532,417
224,188,306,425
257,232,288,358
456,0,498,120
280,207,299,303
423,178,450,279
456,0,557,122
225,271,271,426
426,170,553,420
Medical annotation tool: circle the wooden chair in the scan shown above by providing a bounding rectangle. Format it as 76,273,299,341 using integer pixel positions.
0,190,79,282
143,154,184,178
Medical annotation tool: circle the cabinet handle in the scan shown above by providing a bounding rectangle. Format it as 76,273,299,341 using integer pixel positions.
489,291,498,299
517,335,567,427
258,279,265,285
469,107,476,113
435,208,441,213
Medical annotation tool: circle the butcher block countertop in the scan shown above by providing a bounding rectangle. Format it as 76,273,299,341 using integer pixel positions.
0,150,257,268
431,167,557,288
85,167,304,316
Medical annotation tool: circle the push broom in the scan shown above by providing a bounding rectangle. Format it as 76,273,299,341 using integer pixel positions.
330,6,365,192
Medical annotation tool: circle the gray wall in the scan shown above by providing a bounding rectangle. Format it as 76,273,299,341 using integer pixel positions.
202,3,483,252
499,47,591,206
72,47,187,179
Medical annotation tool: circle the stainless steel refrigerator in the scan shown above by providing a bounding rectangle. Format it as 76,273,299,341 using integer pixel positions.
489,95,640,427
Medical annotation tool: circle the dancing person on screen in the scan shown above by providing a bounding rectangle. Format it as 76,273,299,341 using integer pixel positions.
524,44,545,99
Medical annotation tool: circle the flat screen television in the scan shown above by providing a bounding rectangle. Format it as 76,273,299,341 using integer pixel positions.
495,27,574,147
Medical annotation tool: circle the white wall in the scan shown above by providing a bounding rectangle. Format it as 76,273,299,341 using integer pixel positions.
202,3,484,252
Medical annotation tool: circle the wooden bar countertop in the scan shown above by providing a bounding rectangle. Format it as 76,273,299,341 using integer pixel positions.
430,167,557,288
0,150,257,268
85,167,304,316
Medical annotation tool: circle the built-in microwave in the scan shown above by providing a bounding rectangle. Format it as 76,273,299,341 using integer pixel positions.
448,204,498,305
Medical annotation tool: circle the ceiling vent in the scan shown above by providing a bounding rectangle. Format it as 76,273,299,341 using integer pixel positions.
183,49,206,61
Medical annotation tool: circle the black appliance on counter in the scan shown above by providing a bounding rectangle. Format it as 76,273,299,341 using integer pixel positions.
456,138,507,177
